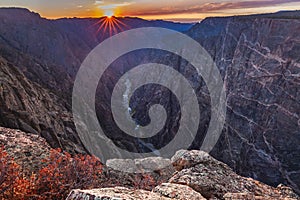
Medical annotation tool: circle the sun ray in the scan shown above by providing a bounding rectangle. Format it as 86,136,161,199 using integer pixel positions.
91,16,130,39
113,17,130,29
110,19,118,34
96,19,108,34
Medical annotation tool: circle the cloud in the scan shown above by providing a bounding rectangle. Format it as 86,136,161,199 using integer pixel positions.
95,1,104,5
95,0,134,11
125,0,300,16
98,2,133,9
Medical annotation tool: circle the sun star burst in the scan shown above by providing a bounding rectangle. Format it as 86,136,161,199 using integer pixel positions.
92,15,129,38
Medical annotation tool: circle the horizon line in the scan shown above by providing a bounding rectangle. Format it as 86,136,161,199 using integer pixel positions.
0,6,299,23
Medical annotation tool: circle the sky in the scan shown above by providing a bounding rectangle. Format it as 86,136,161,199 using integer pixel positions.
1,0,300,22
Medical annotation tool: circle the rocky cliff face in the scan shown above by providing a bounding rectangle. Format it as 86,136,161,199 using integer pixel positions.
188,15,300,193
0,56,84,153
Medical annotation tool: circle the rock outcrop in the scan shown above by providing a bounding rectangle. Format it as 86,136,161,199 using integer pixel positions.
67,150,299,200
67,187,178,200
67,184,206,200
98,157,175,191
170,150,299,199
153,183,206,200
0,128,297,199
106,157,174,173
0,126,51,174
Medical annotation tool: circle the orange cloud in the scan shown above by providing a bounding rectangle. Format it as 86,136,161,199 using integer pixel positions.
122,0,300,16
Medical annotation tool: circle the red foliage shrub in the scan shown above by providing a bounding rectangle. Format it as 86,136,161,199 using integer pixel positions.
0,147,33,199
0,147,102,200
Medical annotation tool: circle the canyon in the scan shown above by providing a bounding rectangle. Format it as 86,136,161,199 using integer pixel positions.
0,8,299,195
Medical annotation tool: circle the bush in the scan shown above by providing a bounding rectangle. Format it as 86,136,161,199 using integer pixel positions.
0,147,102,200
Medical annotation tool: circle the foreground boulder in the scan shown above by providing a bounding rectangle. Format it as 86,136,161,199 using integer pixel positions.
170,150,299,199
67,150,299,200
100,157,175,190
153,183,206,200
66,187,168,200
66,184,205,200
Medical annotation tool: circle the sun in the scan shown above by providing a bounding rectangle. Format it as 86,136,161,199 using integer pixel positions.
104,10,114,17
91,12,129,38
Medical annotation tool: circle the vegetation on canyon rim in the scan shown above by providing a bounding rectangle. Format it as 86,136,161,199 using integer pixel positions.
0,147,159,200
0,147,103,199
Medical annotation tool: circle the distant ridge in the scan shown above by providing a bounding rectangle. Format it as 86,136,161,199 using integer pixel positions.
203,10,300,20
0,7,193,31
0,7,41,18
